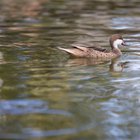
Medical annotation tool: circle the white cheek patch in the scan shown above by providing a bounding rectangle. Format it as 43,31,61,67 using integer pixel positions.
113,39,123,49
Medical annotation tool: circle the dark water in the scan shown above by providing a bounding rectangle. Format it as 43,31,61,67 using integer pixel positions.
0,0,140,139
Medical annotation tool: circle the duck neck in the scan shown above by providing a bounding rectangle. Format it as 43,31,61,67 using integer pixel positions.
111,40,122,56
112,48,122,56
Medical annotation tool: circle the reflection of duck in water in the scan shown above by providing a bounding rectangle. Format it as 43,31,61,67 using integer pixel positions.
109,59,129,72
58,34,126,59
65,58,109,66
63,57,129,72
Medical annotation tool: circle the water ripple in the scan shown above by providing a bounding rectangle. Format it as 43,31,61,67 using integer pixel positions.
0,99,71,116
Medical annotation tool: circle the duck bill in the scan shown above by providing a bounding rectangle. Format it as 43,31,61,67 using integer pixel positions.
122,41,128,47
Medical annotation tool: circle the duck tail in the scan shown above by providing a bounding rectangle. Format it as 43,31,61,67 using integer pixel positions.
57,47,75,55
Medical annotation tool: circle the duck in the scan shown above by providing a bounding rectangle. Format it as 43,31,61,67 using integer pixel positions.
58,34,126,59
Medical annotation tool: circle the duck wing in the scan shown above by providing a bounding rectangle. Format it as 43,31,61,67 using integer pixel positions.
71,43,108,52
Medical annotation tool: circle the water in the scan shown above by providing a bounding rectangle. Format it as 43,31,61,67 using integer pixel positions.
0,0,140,139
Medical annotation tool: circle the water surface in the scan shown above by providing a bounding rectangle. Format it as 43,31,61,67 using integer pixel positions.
0,0,140,139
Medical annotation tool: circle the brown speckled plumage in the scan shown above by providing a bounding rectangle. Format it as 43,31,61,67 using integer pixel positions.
58,34,125,59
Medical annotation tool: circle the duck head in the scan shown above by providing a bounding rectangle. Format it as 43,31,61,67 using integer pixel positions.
109,34,126,50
